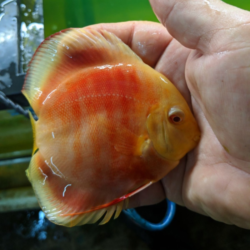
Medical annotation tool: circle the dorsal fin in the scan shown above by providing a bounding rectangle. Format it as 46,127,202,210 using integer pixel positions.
22,28,142,115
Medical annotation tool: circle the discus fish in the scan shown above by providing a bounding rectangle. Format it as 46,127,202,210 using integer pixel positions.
22,28,200,227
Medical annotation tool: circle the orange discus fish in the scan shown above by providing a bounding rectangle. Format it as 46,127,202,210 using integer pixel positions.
22,28,200,227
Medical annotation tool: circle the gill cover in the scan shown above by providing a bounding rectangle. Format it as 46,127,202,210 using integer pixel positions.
146,107,169,159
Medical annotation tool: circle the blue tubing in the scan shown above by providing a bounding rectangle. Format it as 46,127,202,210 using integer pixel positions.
123,199,176,231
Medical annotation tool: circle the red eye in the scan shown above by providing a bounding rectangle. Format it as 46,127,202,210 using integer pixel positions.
170,115,182,123
168,107,185,124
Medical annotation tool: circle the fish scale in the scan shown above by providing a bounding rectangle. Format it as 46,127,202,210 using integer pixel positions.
22,28,200,227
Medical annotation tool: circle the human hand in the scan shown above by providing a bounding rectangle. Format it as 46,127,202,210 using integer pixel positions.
90,0,250,229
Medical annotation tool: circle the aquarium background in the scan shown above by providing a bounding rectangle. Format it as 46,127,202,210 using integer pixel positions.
1,0,250,249
43,0,250,38
43,0,158,38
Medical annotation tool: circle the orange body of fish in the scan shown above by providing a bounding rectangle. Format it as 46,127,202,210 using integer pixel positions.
22,28,200,227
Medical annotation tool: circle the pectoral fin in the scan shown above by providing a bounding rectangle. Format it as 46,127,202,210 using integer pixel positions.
114,134,148,156
99,117,148,156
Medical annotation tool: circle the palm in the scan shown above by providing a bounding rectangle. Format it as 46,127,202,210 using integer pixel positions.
91,15,250,228
181,44,250,227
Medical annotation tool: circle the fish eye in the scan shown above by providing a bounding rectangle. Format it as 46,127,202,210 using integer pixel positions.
168,107,185,124
171,115,182,123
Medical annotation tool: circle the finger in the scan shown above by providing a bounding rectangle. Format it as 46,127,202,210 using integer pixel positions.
161,157,187,205
155,39,191,105
149,0,250,53
128,182,165,208
128,157,187,208
89,21,193,106
87,21,172,67
182,103,250,228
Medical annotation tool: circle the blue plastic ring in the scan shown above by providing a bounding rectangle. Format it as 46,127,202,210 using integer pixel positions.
123,199,176,231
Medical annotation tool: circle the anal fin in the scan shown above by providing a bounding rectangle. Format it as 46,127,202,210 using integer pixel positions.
59,182,153,226
27,145,153,227
99,205,116,225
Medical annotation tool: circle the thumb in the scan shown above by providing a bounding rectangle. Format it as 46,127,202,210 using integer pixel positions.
149,0,250,53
